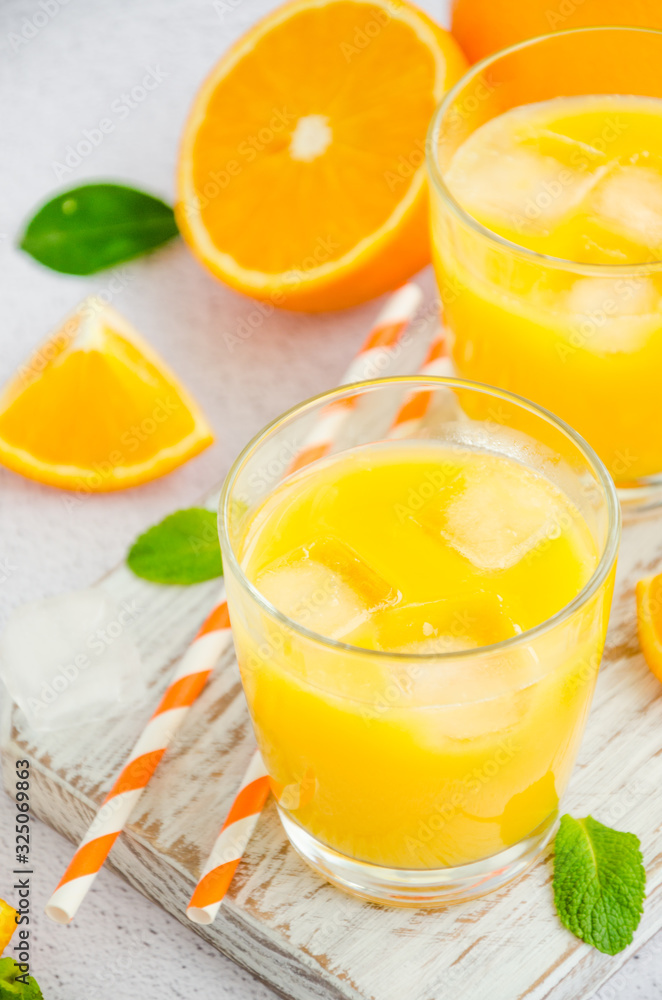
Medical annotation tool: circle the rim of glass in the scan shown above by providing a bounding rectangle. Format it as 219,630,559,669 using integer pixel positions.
426,24,662,275
219,376,620,662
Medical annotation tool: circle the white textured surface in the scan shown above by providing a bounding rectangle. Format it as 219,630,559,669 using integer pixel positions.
0,0,660,997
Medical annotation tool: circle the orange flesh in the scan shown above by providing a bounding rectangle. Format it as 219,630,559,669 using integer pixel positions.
191,3,439,272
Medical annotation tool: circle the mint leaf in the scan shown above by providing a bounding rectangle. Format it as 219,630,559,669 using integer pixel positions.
553,814,645,955
0,957,43,999
127,508,222,585
19,183,178,274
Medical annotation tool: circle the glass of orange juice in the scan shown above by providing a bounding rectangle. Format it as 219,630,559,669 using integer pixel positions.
427,27,662,506
219,376,619,906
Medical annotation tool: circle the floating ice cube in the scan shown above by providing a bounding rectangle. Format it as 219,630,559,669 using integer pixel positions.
412,689,531,746
309,538,400,610
257,538,398,643
591,164,662,250
0,588,146,732
257,561,371,642
566,275,658,318
406,646,540,746
423,459,561,572
395,635,479,655
564,276,660,353
519,128,607,169
445,140,602,236
375,591,518,652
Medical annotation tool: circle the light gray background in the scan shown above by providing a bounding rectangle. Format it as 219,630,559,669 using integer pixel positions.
0,0,658,997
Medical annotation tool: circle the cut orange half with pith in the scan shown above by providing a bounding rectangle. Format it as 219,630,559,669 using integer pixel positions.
636,571,662,681
0,299,213,492
176,0,467,311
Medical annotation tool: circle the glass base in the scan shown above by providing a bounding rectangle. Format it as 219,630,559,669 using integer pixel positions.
617,474,662,513
278,807,558,908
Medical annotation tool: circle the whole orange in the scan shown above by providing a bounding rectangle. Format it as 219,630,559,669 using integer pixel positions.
451,0,662,63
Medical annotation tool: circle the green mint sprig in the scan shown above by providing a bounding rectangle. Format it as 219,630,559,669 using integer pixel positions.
0,956,43,999
553,814,645,955
127,508,222,585
19,182,179,275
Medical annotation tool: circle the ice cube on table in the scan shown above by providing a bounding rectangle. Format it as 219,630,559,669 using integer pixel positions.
591,164,662,249
256,537,399,644
419,459,560,572
0,588,146,732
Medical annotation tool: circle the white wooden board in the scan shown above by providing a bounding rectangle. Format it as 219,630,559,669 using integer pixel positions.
3,501,662,1000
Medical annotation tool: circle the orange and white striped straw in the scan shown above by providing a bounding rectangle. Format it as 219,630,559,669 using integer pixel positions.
186,749,270,924
389,327,454,438
47,284,425,927
288,282,422,473
45,598,233,925
185,286,426,924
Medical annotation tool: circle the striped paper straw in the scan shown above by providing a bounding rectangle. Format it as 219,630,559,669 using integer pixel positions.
186,749,270,925
288,282,422,473
389,327,454,438
48,284,425,927
45,598,233,925
185,287,426,924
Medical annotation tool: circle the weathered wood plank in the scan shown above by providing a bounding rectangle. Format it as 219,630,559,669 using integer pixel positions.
3,501,662,1000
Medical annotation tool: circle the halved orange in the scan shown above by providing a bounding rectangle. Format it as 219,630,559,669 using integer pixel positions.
177,0,467,311
0,299,213,492
636,571,662,681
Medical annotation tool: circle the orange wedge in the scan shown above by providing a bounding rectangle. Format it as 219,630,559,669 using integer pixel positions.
0,900,18,954
177,0,466,311
636,572,662,681
0,299,213,492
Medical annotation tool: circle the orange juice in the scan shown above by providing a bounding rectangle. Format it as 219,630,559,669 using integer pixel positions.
432,94,662,482
227,442,610,869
